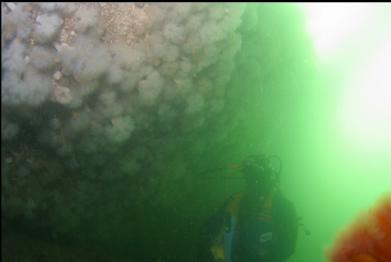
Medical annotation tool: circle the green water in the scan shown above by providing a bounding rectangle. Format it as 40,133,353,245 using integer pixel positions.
2,3,390,262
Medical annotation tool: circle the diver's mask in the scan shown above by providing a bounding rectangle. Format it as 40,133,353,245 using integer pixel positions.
242,155,280,196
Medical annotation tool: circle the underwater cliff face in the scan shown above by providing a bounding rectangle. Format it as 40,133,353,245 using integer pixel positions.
1,3,315,261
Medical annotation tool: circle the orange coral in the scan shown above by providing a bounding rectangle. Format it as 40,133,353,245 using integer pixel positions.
329,193,391,262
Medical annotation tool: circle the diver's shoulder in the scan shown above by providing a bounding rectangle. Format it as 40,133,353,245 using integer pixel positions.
226,191,243,202
221,192,242,207
231,191,243,198
274,192,296,212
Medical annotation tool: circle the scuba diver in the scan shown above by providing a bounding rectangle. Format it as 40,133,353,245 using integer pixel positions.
197,154,298,262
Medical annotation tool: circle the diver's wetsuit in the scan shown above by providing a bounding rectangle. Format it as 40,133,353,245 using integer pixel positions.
198,192,297,262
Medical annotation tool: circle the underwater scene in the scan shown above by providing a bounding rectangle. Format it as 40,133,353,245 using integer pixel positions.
1,3,391,262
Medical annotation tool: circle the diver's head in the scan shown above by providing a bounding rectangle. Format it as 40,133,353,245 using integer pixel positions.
242,154,280,197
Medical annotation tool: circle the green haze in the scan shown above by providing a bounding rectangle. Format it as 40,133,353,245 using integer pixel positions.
2,3,390,261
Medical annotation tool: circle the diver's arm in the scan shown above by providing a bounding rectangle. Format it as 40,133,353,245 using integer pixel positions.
197,209,223,262
196,197,232,262
275,199,298,261
285,202,298,258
